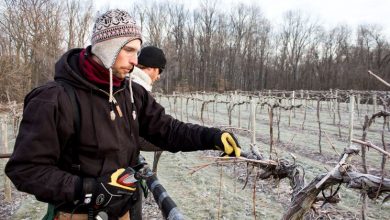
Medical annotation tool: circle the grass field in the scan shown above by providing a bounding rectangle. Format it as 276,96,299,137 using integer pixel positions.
1,92,390,219
153,93,390,219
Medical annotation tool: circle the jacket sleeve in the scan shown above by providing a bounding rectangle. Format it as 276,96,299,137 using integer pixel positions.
5,84,80,204
134,87,221,152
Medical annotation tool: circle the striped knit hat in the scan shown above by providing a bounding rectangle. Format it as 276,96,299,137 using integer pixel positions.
91,9,142,121
91,9,142,69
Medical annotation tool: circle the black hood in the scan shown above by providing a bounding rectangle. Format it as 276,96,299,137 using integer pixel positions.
54,47,102,92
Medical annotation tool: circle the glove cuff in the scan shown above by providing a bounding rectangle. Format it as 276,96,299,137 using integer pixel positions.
82,177,97,194
73,177,96,203
81,177,97,204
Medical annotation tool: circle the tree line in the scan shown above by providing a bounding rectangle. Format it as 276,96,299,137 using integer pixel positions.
1,0,390,102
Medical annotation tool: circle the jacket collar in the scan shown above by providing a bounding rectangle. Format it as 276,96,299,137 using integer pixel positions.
130,66,152,91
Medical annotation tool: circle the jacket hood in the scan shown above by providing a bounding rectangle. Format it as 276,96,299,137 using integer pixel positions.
54,47,106,92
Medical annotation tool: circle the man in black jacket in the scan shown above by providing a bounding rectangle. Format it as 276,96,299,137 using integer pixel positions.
5,9,241,220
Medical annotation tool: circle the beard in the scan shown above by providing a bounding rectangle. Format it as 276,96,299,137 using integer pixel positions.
112,66,134,79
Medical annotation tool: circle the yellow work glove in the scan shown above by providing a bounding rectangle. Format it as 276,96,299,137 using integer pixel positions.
214,132,241,157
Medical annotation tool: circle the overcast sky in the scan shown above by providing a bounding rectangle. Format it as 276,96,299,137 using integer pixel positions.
94,0,390,38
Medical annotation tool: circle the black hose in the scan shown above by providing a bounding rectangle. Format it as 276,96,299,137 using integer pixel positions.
145,173,185,220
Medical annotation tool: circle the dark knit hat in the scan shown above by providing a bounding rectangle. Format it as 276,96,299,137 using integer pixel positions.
91,9,142,69
138,46,167,71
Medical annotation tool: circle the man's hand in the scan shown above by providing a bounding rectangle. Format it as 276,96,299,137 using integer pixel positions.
82,168,137,210
214,132,241,157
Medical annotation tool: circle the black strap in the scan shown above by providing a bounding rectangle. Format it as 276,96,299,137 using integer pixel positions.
57,80,81,172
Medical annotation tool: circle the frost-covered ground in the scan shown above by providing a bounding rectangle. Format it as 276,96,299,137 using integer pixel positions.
1,93,390,219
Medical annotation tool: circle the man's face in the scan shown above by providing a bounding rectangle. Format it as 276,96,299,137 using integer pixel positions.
112,39,141,80
146,67,161,84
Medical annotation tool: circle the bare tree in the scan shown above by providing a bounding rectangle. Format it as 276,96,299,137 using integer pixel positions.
2,0,390,101
65,0,93,49
277,10,320,89
184,10,199,91
143,2,168,47
0,0,63,98
228,3,250,90
195,0,218,91
165,3,188,91
355,24,390,89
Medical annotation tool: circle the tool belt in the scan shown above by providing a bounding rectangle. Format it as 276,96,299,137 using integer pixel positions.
55,211,130,220
42,188,138,220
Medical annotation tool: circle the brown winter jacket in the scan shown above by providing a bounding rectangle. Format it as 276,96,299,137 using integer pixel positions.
5,47,220,206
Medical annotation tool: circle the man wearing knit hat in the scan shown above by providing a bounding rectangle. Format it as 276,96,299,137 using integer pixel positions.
5,9,241,220
131,46,167,173
131,46,167,91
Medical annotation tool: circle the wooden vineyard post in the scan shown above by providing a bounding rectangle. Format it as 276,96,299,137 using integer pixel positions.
213,95,216,124
337,98,342,138
277,106,282,142
250,99,261,156
237,94,241,128
186,97,189,122
228,93,233,126
301,92,309,130
269,105,274,157
317,98,322,154
195,92,199,120
2,116,12,202
180,95,183,121
172,92,177,118
333,90,338,125
327,89,333,113
251,99,256,145
268,90,271,102
12,113,21,139
166,96,172,115
203,93,208,123
328,89,333,118
348,95,355,147
292,90,296,118
248,100,252,130
284,92,291,127
300,90,304,115
373,93,377,114
348,93,365,220
191,93,195,119
356,93,361,117
173,92,176,112
311,92,315,108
